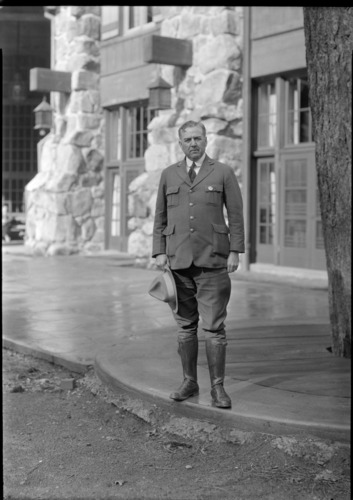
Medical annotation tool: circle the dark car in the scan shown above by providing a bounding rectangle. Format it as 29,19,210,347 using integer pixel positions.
2,216,26,242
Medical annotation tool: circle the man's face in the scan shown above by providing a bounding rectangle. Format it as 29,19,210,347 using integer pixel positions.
179,126,207,162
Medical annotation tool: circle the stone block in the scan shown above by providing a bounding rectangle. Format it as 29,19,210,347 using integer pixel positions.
79,172,100,188
203,118,228,135
128,193,148,219
64,130,94,148
195,69,236,107
46,173,77,193
211,10,239,36
160,16,180,38
73,37,100,58
26,172,51,192
91,184,104,198
127,230,152,258
68,91,96,114
142,220,154,236
91,198,105,217
206,135,242,168
81,217,96,241
144,144,170,172
77,113,102,130
57,143,86,175
47,244,74,256
197,35,241,74
85,148,104,172
67,188,92,217
178,12,202,38
77,14,101,40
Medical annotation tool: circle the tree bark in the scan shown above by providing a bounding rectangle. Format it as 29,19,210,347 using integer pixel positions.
303,7,352,358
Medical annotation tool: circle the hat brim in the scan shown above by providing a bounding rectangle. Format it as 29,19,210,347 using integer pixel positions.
148,266,178,313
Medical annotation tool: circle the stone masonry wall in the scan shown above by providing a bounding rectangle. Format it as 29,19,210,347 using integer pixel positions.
127,6,244,266
25,6,104,256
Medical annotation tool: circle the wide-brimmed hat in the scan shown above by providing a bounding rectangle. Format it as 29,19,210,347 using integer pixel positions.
148,266,178,313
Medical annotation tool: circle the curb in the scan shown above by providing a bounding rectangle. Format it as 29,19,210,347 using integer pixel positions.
94,350,350,444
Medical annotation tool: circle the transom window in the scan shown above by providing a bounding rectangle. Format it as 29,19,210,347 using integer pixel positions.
257,82,277,149
105,102,157,165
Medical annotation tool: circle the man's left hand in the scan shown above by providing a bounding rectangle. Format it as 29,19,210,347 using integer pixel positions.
227,252,239,273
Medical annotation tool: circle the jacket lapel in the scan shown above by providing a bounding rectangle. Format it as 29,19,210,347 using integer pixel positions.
176,158,192,185
176,155,215,187
191,155,214,187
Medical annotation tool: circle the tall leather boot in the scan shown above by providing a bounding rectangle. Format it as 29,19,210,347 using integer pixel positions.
170,337,199,401
205,339,232,409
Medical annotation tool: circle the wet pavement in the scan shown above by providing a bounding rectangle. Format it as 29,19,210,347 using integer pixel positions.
2,246,351,443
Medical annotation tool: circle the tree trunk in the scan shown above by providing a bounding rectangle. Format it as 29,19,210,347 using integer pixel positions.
303,8,352,358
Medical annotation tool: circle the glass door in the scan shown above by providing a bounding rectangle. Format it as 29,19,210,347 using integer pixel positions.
279,150,326,269
256,158,276,263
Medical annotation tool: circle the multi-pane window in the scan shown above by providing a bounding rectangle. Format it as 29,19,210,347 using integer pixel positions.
2,103,38,212
101,6,155,40
257,82,277,149
286,77,313,144
258,160,276,245
105,103,157,164
126,105,156,159
284,159,307,248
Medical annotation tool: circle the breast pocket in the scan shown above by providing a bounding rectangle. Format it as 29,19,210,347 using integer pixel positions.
166,186,180,207
212,223,230,257
205,184,223,205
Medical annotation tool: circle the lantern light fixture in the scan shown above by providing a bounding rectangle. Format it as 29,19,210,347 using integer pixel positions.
148,76,172,110
33,96,53,136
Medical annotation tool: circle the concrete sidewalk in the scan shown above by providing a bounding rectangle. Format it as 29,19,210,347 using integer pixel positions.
2,245,350,443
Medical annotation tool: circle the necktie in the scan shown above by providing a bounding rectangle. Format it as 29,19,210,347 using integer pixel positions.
188,162,196,183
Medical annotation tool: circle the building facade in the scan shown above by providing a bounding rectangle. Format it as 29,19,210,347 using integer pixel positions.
1,6,50,215
2,6,326,271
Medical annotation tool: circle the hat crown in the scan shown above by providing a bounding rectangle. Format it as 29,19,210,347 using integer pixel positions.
148,267,178,312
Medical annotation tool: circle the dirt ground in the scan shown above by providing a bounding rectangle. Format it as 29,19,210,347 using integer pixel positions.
3,347,350,500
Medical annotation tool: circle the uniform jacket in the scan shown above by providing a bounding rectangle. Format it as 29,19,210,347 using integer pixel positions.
152,155,245,270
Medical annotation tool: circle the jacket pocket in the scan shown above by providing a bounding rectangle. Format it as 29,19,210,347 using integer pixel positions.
205,184,223,205
162,224,176,256
166,186,180,207
212,223,230,257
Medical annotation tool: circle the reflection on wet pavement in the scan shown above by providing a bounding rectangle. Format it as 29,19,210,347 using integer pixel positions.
2,254,330,366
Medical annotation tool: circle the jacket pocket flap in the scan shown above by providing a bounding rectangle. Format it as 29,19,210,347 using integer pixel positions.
212,223,229,234
162,224,175,236
166,186,180,195
205,184,223,192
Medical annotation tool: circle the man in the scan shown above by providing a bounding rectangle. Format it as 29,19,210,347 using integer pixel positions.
152,120,245,409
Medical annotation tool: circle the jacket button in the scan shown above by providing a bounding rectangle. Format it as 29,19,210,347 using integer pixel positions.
189,202,194,206
190,228,194,232
190,216,194,220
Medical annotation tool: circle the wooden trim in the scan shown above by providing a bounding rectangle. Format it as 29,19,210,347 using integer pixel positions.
143,34,193,67
30,68,71,93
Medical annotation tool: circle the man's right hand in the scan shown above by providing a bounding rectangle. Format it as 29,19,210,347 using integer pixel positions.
155,254,168,269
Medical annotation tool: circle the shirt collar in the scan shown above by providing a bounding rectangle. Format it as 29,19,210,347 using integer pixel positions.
186,153,206,168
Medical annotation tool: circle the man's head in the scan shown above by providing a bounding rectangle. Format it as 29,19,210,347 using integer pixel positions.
178,121,207,162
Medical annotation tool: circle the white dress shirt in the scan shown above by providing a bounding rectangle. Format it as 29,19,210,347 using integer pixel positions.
186,153,206,178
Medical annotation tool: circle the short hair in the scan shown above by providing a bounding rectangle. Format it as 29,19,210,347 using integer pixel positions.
178,120,206,139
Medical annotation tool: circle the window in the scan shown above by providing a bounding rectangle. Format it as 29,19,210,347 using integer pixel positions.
258,160,276,245
101,6,155,40
286,78,313,144
126,104,157,159
257,82,277,149
284,159,307,248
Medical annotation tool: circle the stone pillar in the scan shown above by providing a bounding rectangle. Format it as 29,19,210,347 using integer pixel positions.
25,6,104,256
127,6,244,266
